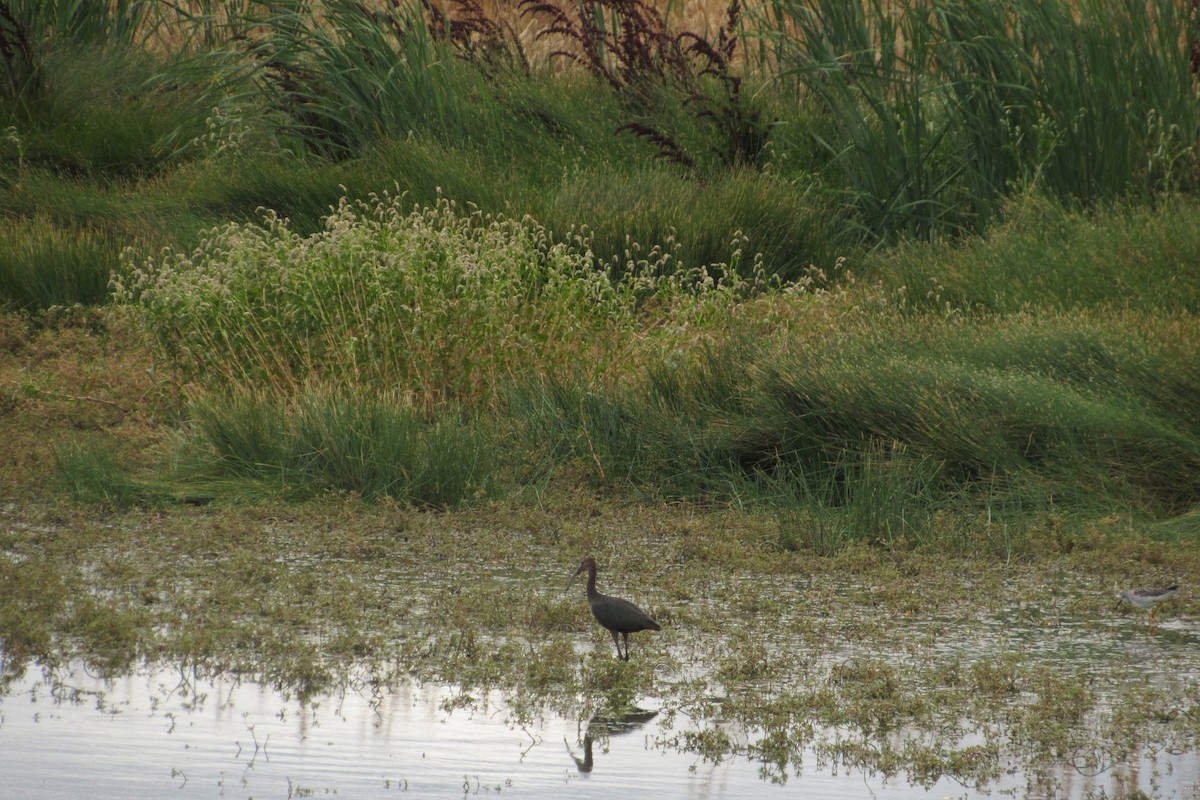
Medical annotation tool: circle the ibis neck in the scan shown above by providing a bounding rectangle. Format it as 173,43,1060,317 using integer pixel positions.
586,564,598,597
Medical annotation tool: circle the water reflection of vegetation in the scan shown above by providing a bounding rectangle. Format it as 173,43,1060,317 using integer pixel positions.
1,500,1198,793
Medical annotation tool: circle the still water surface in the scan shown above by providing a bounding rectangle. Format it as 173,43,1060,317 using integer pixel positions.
1,655,1197,799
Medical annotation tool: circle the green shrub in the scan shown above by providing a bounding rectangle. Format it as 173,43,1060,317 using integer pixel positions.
115,192,757,406
241,0,485,157
540,165,846,282
0,0,160,98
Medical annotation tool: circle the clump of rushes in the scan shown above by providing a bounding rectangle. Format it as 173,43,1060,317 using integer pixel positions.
0,215,118,310
243,0,471,157
114,192,762,408
185,388,498,506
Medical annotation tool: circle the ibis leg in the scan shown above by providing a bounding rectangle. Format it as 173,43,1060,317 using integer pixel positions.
610,629,623,660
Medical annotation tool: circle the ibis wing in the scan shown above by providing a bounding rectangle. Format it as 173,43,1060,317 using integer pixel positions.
591,593,660,633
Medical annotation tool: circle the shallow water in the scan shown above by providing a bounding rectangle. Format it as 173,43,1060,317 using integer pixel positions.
2,655,1198,799
5,506,1200,799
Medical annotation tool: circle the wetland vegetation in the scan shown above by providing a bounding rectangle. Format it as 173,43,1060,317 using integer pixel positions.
3,0,1200,794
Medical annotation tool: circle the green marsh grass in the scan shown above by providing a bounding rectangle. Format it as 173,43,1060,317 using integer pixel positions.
870,193,1200,313
505,338,770,496
509,309,1200,537
4,0,1196,284
772,442,944,553
5,0,1200,558
53,436,149,507
186,390,497,506
0,215,116,309
62,182,1200,552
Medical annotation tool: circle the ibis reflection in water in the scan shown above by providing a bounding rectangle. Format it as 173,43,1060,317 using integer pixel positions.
564,708,660,773
568,556,660,661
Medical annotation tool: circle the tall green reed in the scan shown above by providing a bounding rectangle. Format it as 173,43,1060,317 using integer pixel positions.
762,0,1200,239
764,0,966,239
1,3,243,177
519,0,771,167
932,0,1200,203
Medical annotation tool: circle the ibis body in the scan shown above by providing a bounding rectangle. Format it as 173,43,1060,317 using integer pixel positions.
568,556,660,661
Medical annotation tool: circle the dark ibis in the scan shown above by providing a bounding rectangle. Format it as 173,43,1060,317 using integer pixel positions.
567,556,660,661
